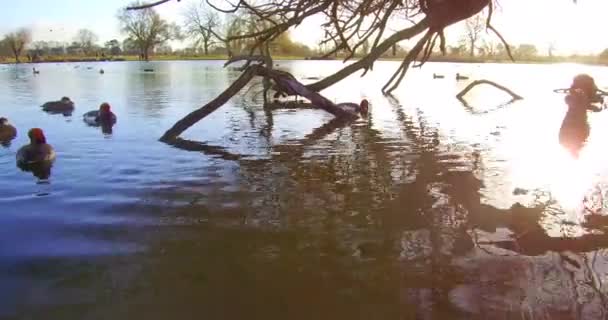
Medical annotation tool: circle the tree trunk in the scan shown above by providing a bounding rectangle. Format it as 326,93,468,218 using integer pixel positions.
469,39,475,57
204,42,209,55
12,48,20,63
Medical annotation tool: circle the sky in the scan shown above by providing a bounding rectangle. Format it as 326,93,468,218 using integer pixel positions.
0,0,607,55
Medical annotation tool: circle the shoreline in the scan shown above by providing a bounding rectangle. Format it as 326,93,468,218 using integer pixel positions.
1,55,607,67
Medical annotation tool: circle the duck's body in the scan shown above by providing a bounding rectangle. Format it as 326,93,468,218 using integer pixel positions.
42,97,74,113
558,90,598,157
456,73,469,81
33,68,39,74
433,73,445,79
83,103,117,127
16,128,56,165
99,69,105,74
143,68,154,72
0,118,17,142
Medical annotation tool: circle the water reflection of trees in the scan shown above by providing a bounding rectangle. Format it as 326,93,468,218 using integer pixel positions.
145,92,608,318
126,67,171,118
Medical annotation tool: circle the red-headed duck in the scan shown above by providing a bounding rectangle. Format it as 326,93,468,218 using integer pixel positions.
83,102,117,126
16,128,56,165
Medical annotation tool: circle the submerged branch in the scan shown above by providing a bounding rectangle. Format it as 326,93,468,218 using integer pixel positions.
456,79,523,101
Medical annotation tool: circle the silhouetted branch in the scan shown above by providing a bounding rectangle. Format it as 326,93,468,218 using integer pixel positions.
126,0,178,10
456,79,523,100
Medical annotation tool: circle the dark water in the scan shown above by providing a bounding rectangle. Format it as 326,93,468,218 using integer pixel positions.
1,60,608,319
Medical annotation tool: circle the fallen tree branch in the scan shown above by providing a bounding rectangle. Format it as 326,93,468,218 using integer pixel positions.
160,65,258,142
160,64,358,142
224,55,265,67
456,79,523,100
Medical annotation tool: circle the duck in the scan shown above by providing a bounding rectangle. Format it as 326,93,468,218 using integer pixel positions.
456,73,469,81
0,117,17,143
83,102,117,127
99,69,105,74
143,68,154,72
16,128,56,165
433,73,444,79
336,99,369,117
41,97,75,113
32,67,40,74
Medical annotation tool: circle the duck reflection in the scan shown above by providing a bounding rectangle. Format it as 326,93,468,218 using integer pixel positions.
101,123,114,135
558,89,602,158
17,161,53,180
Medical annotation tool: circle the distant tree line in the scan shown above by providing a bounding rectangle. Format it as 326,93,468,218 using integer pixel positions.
3,4,608,64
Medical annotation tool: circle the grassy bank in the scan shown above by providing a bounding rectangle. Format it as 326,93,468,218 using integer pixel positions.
1,54,608,66
0,54,310,64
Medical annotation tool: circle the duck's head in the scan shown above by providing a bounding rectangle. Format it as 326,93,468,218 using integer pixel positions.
61,97,73,105
28,128,47,144
565,88,590,108
360,99,369,115
0,117,8,126
99,102,111,114
571,74,600,102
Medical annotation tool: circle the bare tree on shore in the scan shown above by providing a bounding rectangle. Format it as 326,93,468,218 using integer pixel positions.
183,1,220,55
3,28,31,63
118,1,181,61
463,13,485,57
74,29,99,55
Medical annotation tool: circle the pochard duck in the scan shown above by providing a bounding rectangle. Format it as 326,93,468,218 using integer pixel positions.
336,99,370,117
16,128,56,165
83,103,117,126
0,117,17,143
456,73,469,81
41,97,75,113
433,73,445,79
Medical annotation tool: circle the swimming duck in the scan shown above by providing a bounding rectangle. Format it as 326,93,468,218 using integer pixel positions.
143,68,154,72
41,97,75,113
433,73,445,79
33,67,40,74
83,102,117,126
99,69,105,74
456,73,469,81
336,99,369,117
16,128,56,165
0,117,17,143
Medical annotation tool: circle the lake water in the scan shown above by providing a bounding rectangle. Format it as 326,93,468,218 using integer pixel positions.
1,60,608,319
